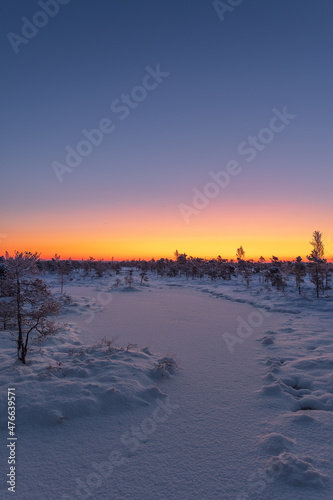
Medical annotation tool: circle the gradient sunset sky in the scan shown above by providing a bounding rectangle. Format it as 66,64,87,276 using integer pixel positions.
1,0,333,260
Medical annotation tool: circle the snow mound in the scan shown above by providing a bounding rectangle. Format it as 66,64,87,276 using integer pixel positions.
266,452,329,488
259,432,296,455
289,354,333,372
296,394,333,412
60,295,104,317
0,330,177,427
261,336,275,345
259,352,333,414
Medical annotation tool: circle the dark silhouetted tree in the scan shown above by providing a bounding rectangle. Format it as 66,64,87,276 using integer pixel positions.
236,246,245,261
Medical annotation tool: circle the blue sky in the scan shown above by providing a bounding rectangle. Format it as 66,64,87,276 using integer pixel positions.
1,0,333,258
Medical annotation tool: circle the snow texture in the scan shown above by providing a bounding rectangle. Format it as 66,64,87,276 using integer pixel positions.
1,270,332,499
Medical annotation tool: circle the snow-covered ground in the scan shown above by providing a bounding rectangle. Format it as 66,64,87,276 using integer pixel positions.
1,270,332,499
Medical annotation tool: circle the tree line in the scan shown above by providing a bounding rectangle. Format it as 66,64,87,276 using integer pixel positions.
0,231,331,364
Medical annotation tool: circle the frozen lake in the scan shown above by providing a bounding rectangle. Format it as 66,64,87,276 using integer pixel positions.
53,283,287,499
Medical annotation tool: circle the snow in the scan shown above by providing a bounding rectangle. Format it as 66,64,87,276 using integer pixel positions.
265,453,329,489
0,332,174,427
0,270,332,499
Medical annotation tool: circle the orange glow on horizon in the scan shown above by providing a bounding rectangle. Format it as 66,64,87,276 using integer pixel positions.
1,202,332,262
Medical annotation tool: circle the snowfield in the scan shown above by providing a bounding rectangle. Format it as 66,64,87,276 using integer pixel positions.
1,270,332,500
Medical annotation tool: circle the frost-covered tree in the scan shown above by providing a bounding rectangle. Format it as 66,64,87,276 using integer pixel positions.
309,230,324,259
94,259,106,278
265,257,286,291
235,247,251,287
306,231,327,298
0,257,6,297
140,270,149,285
256,256,266,283
219,261,235,280
307,250,325,298
292,256,307,295
0,300,16,330
53,254,72,293
322,262,332,294
124,269,134,289
3,251,62,363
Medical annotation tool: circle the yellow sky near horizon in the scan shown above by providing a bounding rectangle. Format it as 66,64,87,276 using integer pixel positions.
1,202,332,261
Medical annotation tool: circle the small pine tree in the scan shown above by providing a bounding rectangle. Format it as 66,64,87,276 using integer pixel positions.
257,256,266,283
140,271,149,285
292,256,307,295
309,230,324,259
236,246,245,261
307,231,326,298
307,250,325,298
124,269,134,289
265,257,286,291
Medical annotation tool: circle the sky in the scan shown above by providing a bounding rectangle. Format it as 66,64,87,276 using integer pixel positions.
1,0,333,260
